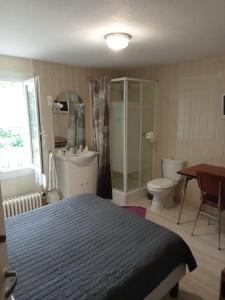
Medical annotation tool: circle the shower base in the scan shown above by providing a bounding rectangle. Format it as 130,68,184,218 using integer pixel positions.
112,187,147,206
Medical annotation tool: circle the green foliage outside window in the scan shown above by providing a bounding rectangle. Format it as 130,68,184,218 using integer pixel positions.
0,128,24,148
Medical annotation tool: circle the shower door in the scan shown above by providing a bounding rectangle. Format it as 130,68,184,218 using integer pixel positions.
127,80,141,191
110,80,124,191
127,79,155,192
110,78,155,194
140,81,155,186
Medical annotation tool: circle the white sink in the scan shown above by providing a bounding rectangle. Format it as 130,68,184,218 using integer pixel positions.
55,150,98,198
67,151,98,166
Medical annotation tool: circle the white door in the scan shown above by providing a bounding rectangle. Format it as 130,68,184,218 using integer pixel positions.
84,164,98,194
67,163,84,196
0,184,17,300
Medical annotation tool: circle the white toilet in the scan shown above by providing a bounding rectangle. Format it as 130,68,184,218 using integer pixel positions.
147,158,185,212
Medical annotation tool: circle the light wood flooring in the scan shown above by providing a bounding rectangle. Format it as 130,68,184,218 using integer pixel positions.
131,198,225,300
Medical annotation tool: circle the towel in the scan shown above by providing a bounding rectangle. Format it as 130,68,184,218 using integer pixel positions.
48,152,58,191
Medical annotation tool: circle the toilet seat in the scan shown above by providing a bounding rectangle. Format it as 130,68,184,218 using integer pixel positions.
147,178,174,190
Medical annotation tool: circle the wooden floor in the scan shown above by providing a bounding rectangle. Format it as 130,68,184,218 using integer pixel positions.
131,198,225,300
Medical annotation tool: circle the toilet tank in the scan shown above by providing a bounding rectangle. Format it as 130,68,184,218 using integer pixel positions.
162,158,185,181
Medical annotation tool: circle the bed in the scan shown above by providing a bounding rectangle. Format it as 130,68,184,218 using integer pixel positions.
5,194,197,300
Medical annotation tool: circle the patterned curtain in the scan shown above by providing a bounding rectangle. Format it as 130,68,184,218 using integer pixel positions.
67,91,85,148
90,77,112,199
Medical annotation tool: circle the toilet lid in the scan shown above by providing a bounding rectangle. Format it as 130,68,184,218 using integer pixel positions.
147,178,174,189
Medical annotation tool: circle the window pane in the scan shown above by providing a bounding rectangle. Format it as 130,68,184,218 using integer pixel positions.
25,79,41,168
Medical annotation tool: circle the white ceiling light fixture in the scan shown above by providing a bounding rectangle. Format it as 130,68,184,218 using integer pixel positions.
104,32,131,51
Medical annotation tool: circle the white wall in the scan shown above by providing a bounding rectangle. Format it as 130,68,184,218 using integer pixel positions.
0,55,33,81
1,173,41,199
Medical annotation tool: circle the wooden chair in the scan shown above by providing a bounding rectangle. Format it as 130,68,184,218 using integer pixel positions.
191,171,225,250
220,267,225,300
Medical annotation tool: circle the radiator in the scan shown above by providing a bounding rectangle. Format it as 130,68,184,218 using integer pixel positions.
3,192,42,218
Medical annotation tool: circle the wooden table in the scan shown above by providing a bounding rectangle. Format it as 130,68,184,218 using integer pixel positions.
177,163,225,224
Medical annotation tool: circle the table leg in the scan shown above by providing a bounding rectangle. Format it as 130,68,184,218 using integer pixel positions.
177,176,189,225
220,267,225,300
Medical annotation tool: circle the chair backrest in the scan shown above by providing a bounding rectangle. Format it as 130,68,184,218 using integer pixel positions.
196,171,225,199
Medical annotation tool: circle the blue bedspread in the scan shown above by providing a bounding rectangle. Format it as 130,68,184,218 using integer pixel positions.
5,194,196,300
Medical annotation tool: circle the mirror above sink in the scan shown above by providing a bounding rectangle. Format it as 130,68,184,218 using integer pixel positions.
53,90,85,149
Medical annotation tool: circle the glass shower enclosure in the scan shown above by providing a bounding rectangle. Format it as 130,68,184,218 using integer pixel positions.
110,77,156,204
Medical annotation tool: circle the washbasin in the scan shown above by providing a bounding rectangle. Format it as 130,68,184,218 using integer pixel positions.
67,151,98,166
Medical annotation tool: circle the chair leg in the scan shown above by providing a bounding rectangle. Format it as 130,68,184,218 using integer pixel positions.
208,216,211,225
170,282,179,298
208,207,212,225
218,207,221,251
191,199,204,236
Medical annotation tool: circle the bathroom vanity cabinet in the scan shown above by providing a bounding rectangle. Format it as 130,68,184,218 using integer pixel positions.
55,154,98,198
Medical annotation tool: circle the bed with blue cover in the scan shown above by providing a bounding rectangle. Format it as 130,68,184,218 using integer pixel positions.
5,194,197,300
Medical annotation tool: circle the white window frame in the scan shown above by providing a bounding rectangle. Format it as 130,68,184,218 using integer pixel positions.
0,78,41,179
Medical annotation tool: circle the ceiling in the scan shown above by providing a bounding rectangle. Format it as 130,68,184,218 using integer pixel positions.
1,0,225,68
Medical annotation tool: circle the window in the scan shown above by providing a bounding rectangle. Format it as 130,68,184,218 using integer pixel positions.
0,79,42,173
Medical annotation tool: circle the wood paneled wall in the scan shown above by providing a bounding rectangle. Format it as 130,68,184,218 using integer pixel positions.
32,60,120,174
125,55,225,205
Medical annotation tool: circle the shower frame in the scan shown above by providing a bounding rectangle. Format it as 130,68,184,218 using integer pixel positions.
110,77,157,203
